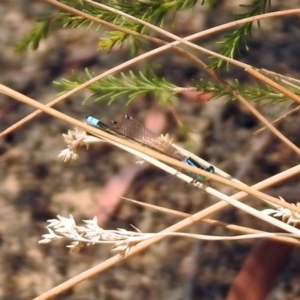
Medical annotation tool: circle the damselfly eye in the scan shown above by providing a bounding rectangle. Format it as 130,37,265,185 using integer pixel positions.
207,166,215,174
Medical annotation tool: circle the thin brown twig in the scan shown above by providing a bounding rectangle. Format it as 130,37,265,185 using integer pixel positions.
229,77,300,156
2,2,300,137
121,197,300,245
254,105,300,135
33,162,300,300
1,83,300,214
247,67,300,105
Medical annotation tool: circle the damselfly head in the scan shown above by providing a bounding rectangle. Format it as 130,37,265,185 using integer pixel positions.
207,166,215,174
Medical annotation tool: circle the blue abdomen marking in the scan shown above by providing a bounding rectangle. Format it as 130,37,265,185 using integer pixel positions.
86,115,101,127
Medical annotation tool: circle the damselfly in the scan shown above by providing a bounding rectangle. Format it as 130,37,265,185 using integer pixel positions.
86,115,215,182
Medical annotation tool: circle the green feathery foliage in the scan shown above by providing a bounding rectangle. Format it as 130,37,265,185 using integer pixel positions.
15,0,206,54
194,78,298,104
209,0,271,69
15,19,52,53
15,0,88,53
16,0,292,108
54,69,179,105
98,24,145,54
96,0,198,52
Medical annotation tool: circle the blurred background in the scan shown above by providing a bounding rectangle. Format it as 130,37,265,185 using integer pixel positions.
0,1,300,299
